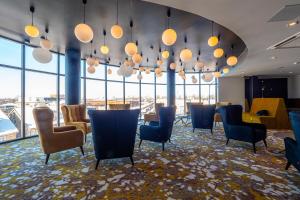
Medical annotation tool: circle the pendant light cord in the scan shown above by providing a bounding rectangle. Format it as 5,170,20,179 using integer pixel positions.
211,21,214,36
83,0,87,23
116,0,119,24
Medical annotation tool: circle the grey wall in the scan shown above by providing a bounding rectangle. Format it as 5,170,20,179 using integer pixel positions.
288,75,300,98
218,77,245,108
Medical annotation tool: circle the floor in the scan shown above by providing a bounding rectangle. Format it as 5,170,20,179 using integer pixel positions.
0,124,299,200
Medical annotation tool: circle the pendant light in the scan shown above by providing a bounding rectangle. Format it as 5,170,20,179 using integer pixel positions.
162,8,177,46
145,58,150,74
170,62,176,70
25,6,40,38
161,46,169,59
132,51,142,64
180,36,193,63
202,73,214,82
74,0,94,43
100,29,109,55
107,68,112,75
194,50,204,71
227,44,238,66
208,21,218,47
40,27,53,50
213,35,224,58
223,67,230,74
125,20,138,56
32,48,52,63
111,0,123,39
213,71,221,78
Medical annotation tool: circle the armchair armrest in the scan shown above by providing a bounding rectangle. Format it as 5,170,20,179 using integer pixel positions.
227,124,254,142
53,129,84,145
82,119,90,123
140,125,161,140
54,125,76,132
65,121,88,134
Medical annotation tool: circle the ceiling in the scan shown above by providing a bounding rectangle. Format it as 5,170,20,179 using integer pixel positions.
0,0,246,72
144,0,300,77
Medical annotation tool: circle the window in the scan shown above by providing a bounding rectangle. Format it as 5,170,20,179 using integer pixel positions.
186,85,200,103
141,71,154,83
25,72,57,136
156,84,167,105
86,80,105,110
175,85,184,114
0,67,21,142
107,66,123,81
201,85,210,104
86,64,105,79
156,72,167,84
125,83,140,110
141,84,155,116
107,81,124,108
0,38,21,67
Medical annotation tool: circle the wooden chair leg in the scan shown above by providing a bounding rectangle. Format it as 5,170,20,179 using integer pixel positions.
226,139,230,145
162,142,165,151
45,154,50,165
138,140,143,148
95,159,100,170
285,162,291,170
130,156,134,166
80,146,84,156
252,143,256,154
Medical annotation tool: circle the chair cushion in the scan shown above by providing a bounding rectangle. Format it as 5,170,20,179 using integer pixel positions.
256,110,269,116
68,105,81,122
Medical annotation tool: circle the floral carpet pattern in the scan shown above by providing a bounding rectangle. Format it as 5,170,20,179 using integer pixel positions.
0,124,300,200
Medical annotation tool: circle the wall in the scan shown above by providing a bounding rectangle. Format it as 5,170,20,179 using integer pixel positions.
218,77,245,107
288,75,300,98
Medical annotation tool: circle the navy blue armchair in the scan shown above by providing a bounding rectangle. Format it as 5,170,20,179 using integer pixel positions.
139,107,176,151
219,105,267,153
190,104,216,134
285,112,300,172
88,109,140,169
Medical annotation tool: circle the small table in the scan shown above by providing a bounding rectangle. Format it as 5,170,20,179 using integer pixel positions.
175,114,191,126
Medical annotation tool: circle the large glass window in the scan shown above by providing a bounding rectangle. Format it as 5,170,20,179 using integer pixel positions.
125,83,140,110
0,67,21,142
25,72,57,136
156,84,167,105
107,81,124,109
86,80,105,110
175,85,184,114
141,84,155,116
0,38,21,67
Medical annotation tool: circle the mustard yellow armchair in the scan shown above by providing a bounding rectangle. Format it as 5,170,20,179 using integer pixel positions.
61,104,91,138
243,98,290,129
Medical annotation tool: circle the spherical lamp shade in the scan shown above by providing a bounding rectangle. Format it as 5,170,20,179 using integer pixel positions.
94,58,99,67
145,68,151,74
213,71,221,78
227,56,238,66
162,28,177,46
40,38,53,50
139,66,144,72
25,25,40,38
192,77,198,84
223,67,230,74
155,67,162,75
213,48,224,58
87,65,96,74
137,74,143,80
111,24,123,39
156,72,163,77
170,62,176,70
180,48,193,63
32,48,52,64
208,36,219,47
194,61,204,71
125,42,138,56
161,50,169,59
124,60,130,67
128,60,135,67
74,23,94,43
157,59,163,66
202,73,214,82
178,70,185,76
86,57,95,66
132,53,142,64
107,68,112,75
100,45,109,55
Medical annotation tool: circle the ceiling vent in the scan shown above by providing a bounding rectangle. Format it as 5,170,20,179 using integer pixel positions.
269,4,300,22
267,32,300,50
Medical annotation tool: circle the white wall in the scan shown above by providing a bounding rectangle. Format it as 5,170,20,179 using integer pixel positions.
218,77,245,107
288,75,300,98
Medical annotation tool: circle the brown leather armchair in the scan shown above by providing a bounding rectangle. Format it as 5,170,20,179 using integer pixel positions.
143,103,164,124
32,107,84,164
61,104,91,139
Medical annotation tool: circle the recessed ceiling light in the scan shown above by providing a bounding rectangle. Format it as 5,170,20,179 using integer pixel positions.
287,20,298,27
270,56,277,60
289,71,293,74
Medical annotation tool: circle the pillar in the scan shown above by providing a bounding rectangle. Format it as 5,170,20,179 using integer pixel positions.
65,48,81,105
167,59,175,106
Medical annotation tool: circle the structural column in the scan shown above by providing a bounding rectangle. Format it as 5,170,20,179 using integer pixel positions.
65,48,81,105
167,59,175,106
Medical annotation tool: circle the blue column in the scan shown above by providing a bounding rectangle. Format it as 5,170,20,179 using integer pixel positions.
167,59,175,106
65,48,81,105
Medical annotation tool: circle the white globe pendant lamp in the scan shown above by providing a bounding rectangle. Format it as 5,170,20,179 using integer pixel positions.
155,67,162,75
162,8,177,46
226,44,238,66
170,62,176,70
110,0,123,39
100,29,109,55
202,73,214,82
157,59,163,66
208,21,218,47
125,20,138,56
107,68,112,75
40,27,53,50
132,53,142,64
214,48,224,58
32,47,52,63
24,6,40,38
161,50,169,59
213,71,221,78
180,36,193,63
74,0,94,43
86,56,95,66
223,67,230,74
145,68,151,74
87,65,95,74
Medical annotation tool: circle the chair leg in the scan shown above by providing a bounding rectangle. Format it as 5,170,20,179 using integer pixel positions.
162,142,165,151
85,135,87,143
210,128,213,135
95,159,100,170
285,162,291,170
226,139,230,145
168,138,171,143
193,128,195,133
252,143,256,154
80,146,84,156
45,154,50,165
263,139,267,148
130,156,134,166
139,140,143,148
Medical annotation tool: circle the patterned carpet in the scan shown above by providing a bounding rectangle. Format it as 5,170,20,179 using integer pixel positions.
0,124,300,200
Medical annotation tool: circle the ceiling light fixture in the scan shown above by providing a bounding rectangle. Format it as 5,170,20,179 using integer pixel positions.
194,50,204,71
162,8,177,46
111,0,123,39
226,44,238,66
40,27,53,50
180,36,193,63
100,29,109,55
125,20,138,56
208,21,218,47
132,51,142,64
25,6,40,38
213,35,224,58
74,0,94,43
287,20,298,27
